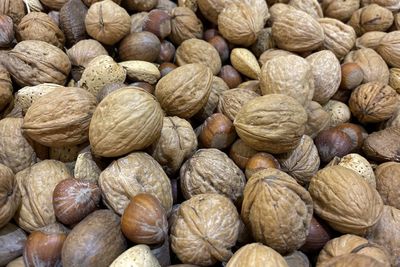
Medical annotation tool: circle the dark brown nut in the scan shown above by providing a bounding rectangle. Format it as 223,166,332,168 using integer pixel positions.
356,31,386,50
260,54,314,107
349,4,394,36
367,205,400,266
119,31,161,62
150,116,197,176
1,40,71,87
0,118,36,173
83,0,122,6
0,164,19,228
375,162,400,209
245,152,280,179
229,139,258,170
151,239,171,267
180,148,245,203
309,165,383,235
349,82,398,124
158,40,176,63
175,38,222,75
0,64,13,112
62,210,127,267
300,216,333,254
318,18,356,60
155,63,212,119
85,0,130,46
89,87,163,157
272,8,324,52
344,48,389,84
321,0,360,22
23,87,97,147
123,0,157,11
218,65,242,89
121,193,168,245
304,101,331,138
226,243,288,267
96,82,126,102
143,9,171,39
197,0,227,25
242,168,313,254
129,11,148,33
314,128,354,163
335,123,368,152
59,0,89,47
53,178,101,225
170,7,203,45
277,135,320,186
0,15,14,48
208,35,230,63
258,49,293,66
288,0,323,19
159,62,177,77
203,28,219,41
340,63,364,90
377,31,400,68
199,113,236,149
171,194,240,266
217,88,259,121
331,89,352,103
0,223,27,267
129,82,154,94
250,28,275,58
23,224,68,267
0,0,26,25
363,126,400,162
15,160,72,232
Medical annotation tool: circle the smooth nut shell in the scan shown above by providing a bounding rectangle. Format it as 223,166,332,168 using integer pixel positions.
375,162,400,209
0,224,27,267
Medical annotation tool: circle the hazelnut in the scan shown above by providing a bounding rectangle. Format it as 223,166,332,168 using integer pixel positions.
123,0,157,11
208,35,230,63
53,178,101,226
199,113,236,149
331,89,351,103
300,216,333,254
245,152,280,179
97,82,126,102
203,28,219,41
130,11,148,33
157,40,176,63
218,65,242,89
119,31,161,62
229,139,258,170
314,128,354,163
335,123,368,152
121,193,168,245
130,82,155,94
0,15,14,48
159,62,177,77
340,63,364,91
143,9,172,40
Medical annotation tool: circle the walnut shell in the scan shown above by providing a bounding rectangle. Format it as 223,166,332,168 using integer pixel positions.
323,100,350,128
89,87,163,157
277,135,320,186
0,0,25,25
309,165,383,235
0,65,13,113
175,38,221,75
15,160,71,232
85,0,131,45
0,118,36,173
363,126,400,162
389,68,400,93
234,94,307,154
74,151,101,183
150,116,197,176
322,254,385,267
226,243,289,267
344,48,389,84
110,245,160,267
98,152,172,215
260,54,314,106
171,193,240,266
16,12,65,49
22,87,97,147
0,164,20,228
375,162,400,209
155,63,212,119
288,0,322,19
241,168,313,254
272,8,324,52
377,31,400,68
197,0,228,24
321,0,360,22
170,7,203,45
356,31,386,50
180,148,245,203
305,101,331,138
362,0,400,11
349,82,398,124
217,88,259,121
349,4,394,36
1,40,71,87
59,0,89,47
0,223,27,267
258,49,294,66
306,50,341,104
195,76,228,120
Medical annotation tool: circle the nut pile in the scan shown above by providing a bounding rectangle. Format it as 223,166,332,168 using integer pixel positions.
1,0,400,266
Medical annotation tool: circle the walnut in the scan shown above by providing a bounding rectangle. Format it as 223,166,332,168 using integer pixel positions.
363,126,400,162
375,162,400,209
305,101,331,138
288,0,322,19
0,0,26,25
356,31,386,50
377,31,400,68
0,164,20,228
197,0,227,24
321,0,360,22
362,0,400,11
349,4,394,36
39,0,68,10
217,88,260,121
309,165,383,235
322,254,386,267
258,49,294,66
170,7,203,45
171,194,240,266
323,100,350,128
389,68,400,94
0,64,12,113
241,168,313,254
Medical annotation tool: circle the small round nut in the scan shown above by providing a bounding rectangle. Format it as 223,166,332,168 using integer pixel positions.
119,31,161,62
245,152,280,179
340,63,364,90
218,65,242,89
315,128,354,163
199,113,236,150
143,9,171,39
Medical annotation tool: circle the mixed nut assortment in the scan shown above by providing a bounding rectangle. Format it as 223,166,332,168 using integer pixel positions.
2,0,400,266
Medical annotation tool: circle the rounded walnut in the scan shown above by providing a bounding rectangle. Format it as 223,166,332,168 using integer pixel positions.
217,88,260,121
377,31,400,68
356,31,386,50
389,68,400,93
171,194,240,266
260,54,314,106
349,4,394,36
288,0,322,19
15,160,71,232
349,82,398,124
180,149,246,203
258,49,294,66
321,0,360,22
305,101,331,138
195,76,228,120
197,0,227,24
150,116,197,176
98,152,172,215
375,162,400,209
333,154,376,188
241,168,313,254
362,126,400,162
0,65,12,112
170,7,203,45
0,0,26,25
89,87,163,157
309,165,383,235
362,0,400,11
234,94,307,154
0,164,20,228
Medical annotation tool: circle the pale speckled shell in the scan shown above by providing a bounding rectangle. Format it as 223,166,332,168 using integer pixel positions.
323,100,351,127
110,245,161,267
337,154,376,188
119,61,160,84
389,68,400,94
230,48,261,79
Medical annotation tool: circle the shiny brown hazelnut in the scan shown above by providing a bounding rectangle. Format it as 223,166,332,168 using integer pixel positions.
143,9,171,40
23,224,68,267
157,40,176,63
121,193,168,245
130,82,155,94
204,28,219,41
53,178,101,226
229,139,258,170
245,152,280,179
340,63,364,90
218,65,242,89
0,15,14,48
159,62,177,77
331,89,352,103
300,216,333,254
314,128,354,163
208,35,229,63
199,113,237,149
97,82,126,102
335,123,368,152
119,31,161,62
